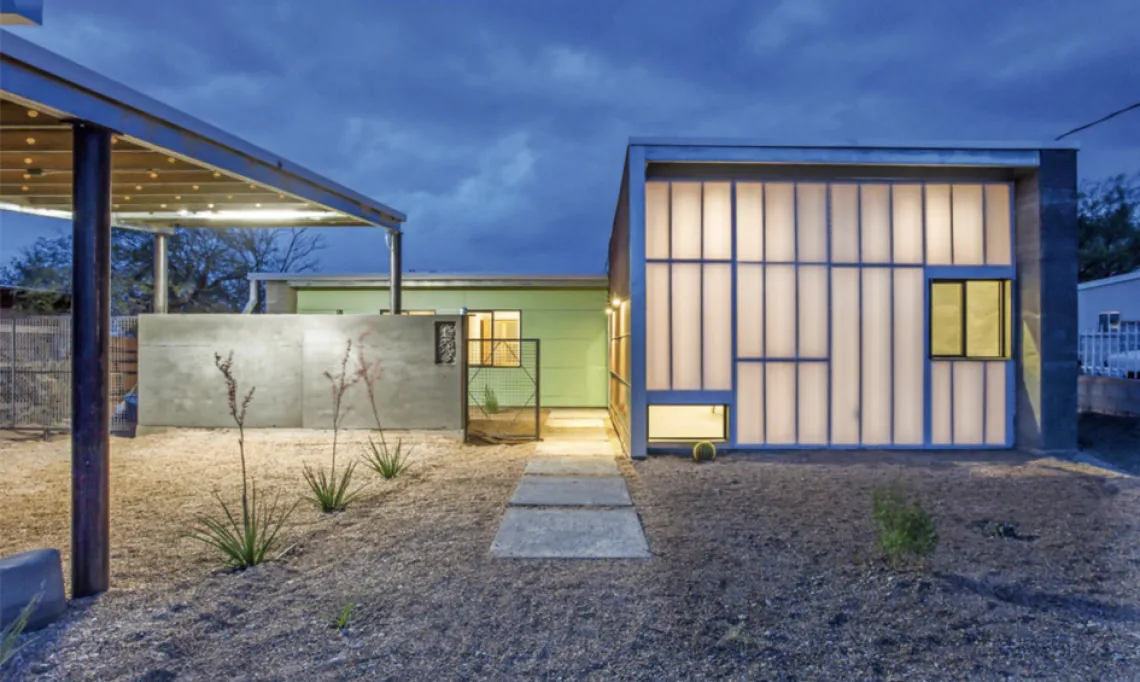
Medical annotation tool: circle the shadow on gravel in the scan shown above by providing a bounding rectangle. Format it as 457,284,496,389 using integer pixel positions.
936,572,1140,622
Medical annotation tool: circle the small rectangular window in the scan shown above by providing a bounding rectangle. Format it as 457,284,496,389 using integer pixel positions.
648,404,728,442
1099,312,1122,333
467,310,521,367
930,280,1011,359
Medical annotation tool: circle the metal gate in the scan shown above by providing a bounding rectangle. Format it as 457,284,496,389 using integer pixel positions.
0,315,138,435
466,338,540,442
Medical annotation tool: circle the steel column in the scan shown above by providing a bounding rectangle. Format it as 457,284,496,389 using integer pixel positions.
71,121,113,598
152,232,168,314
389,230,402,315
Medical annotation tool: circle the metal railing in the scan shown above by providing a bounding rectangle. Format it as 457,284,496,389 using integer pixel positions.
0,315,138,433
1079,328,1140,378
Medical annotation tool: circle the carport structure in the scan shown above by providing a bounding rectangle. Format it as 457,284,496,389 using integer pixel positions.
0,30,406,597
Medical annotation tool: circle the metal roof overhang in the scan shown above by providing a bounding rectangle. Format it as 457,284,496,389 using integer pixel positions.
0,30,405,230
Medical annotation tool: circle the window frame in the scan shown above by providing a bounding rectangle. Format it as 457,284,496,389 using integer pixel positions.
1099,311,1122,333
467,309,523,368
647,404,729,443
928,278,1011,360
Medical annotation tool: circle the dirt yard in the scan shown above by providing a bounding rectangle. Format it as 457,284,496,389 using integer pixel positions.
2,428,1139,681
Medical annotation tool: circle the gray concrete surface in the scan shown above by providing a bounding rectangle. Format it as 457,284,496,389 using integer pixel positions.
138,314,463,431
545,418,607,429
1078,375,1140,418
0,549,66,632
534,440,616,457
490,509,650,558
1015,150,1079,454
524,456,620,476
509,476,631,507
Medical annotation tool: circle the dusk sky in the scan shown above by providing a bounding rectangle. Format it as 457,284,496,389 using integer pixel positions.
1,0,1137,276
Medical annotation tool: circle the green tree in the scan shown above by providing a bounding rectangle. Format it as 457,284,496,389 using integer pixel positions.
1078,173,1140,283
1,227,324,314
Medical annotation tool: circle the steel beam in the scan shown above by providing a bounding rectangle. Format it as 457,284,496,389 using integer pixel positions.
389,230,402,314
70,121,112,598
153,231,168,314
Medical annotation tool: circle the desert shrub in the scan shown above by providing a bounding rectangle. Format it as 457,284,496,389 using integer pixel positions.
0,594,39,670
331,597,356,632
361,436,413,479
305,340,364,512
189,352,296,568
483,385,500,414
871,481,938,567
692,441,717,462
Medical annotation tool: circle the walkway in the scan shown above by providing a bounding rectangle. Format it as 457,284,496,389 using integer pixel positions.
490,409,650,558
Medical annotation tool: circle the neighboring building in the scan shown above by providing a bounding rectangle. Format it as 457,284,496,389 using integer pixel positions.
1077,270,1140,332
250,273,609,408
608,139,1078,458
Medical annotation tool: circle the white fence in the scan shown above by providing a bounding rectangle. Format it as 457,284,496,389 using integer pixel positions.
0,315,138,433
1079,329,1140,378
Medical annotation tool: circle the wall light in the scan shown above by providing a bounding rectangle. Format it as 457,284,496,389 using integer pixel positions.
611,297,621,308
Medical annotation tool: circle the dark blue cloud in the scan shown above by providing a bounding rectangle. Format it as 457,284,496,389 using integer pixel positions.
2,0,1137,275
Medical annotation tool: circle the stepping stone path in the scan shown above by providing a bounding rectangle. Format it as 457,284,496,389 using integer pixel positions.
491,410,650,559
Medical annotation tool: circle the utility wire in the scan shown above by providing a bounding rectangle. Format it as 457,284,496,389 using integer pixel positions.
1055,100,1140,141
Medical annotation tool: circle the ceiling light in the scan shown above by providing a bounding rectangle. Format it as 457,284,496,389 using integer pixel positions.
255,203,262,208
22,173,31,180
213,172,221,178
149,172,158,179
174,195,182,200
23,157,32,165
178,209,190,216
160,204,167,209
248,184,256,190
124,196,131,201
227,195,233,200
167,157,176,164
25,137,35,145
20,186,29,192
135,185,143,191
26,110,38,118
112,137,119,144
192,185,199,191
207,203,215,209
611,297,621,307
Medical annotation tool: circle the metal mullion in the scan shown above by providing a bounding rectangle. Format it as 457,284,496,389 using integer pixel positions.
826,183,833,446
667,183,673,390
888,184,895,446
699,182,704,391
730,181,738,446
761,182,767,444
793,182,800,446
857,183,864,446
922,184,932,445
949,184,956,266
981,183,988,265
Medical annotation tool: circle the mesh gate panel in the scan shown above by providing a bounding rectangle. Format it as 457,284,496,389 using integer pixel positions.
466,338,540,442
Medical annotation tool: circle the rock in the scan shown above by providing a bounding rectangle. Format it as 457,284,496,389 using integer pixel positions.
0,549,67,632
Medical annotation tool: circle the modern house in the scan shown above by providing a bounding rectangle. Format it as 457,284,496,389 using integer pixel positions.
250,273,609,409
607,140,1078,458
1077,270,1140,332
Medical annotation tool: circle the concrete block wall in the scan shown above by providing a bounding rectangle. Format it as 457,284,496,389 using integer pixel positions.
138,314,463,431
1078,376,1140,418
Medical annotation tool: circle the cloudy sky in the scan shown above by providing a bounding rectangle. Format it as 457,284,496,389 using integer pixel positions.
1,0,1137,275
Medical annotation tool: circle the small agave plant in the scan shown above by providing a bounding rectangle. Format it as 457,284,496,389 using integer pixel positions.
692,441,717,463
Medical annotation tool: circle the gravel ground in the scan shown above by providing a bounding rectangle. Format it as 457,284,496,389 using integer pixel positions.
2,428,1139,681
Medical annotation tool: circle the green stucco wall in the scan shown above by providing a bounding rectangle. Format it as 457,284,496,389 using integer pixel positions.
296,287,608,407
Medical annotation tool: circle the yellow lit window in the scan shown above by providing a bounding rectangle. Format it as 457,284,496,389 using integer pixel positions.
467,311,521,367
930,280,1011,359
648,404,728,442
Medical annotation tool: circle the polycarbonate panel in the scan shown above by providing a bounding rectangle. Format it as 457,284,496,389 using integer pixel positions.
737,363,764,444
646,182,670,259
703,182,732,261
671,182,702,259
1004,280,1013,358
932,361,952,444
798,266,828,358
797,183,828,262
737,264,764,358
985,362,1007,445
765,265,796,357
703,264,732,390
926,184,952,265
736,183,764,262
952,185,985,265
892,185,923,264
966,280,1002,357
831,268,860,444
798,363,828,444
985,185,1012,266
861,268,892,444
893,269,924,444
765,362,796,444
765,183,795,262
860,185,891,263
671,263,702,389
831,185,860,263
649,405,727,441
953,362,985,444
646,263,670,390
931,282,963,356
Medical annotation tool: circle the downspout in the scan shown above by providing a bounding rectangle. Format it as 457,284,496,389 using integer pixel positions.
242,278,259,314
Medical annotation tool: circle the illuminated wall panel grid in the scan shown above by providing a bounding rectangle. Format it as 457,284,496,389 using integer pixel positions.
646,180,1013,448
